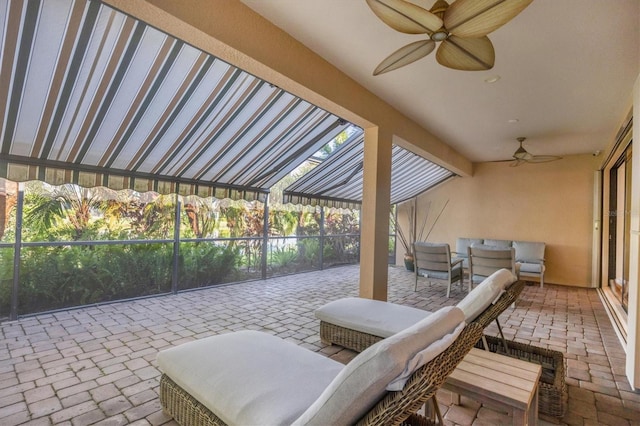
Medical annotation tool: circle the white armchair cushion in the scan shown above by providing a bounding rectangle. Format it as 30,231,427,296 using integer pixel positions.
519,262,545,274
294,306,465,425
483,239,512,248
457,269,517,322
455,238,483,257
513,241,545,263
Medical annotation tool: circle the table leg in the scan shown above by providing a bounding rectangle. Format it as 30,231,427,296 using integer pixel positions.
528,387,539,426
513,408,526,426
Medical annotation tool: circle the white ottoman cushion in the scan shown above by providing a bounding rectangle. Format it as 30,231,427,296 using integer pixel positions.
157,330,343,426
315,297,432,338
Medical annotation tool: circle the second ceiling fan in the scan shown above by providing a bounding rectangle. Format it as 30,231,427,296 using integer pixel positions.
367,0,533,75
506,137,562,166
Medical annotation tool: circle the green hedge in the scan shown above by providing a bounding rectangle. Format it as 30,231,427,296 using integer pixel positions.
7,242,244,315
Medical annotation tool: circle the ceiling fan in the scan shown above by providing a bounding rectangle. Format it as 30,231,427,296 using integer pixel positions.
366,0,533,75
505,137,562,166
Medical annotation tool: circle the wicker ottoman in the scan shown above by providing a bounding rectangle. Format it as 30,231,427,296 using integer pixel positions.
475,335,567,418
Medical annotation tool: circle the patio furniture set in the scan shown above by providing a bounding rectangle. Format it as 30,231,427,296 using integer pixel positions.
412,238,546,298
156,265,565,425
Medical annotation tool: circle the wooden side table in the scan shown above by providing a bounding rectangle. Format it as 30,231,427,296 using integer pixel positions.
443,347,542,426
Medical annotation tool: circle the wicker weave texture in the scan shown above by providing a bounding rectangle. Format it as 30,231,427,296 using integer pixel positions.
160,375,227,426
475,334,567,417
356,322,484,426
320,321,384,352
399,413,438,426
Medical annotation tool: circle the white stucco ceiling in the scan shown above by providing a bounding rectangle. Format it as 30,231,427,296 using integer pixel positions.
242,0,640,163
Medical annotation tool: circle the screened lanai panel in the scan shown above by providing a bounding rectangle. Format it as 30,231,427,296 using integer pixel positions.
283,130,455,207
0,0,350,200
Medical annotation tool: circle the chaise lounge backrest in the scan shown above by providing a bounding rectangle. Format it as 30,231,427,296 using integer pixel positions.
456,268,518,323
295,306,461,424
354,322,484,425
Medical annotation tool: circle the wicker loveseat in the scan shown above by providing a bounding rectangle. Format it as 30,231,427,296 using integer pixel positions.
157,306,484,426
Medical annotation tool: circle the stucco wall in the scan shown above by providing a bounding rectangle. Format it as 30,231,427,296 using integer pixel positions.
397,154,601,287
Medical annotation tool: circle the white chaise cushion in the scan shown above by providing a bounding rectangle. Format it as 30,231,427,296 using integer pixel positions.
157,330,343,426
387,320,465,391
315,297,432,338
456,268,517,322
294,306,465,425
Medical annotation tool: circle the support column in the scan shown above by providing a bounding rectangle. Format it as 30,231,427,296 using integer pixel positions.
359,126,392,301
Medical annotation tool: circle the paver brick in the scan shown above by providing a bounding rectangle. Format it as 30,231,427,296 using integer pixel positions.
1,266,638,425
0,392,23,410
60,391,92,409
90,383,121,403
124,399,161,422
99,395,133,416
28,396,62,418
96,369,133,385
24,385,55,404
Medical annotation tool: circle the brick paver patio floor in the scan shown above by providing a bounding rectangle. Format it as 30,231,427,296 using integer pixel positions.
1,265,639,425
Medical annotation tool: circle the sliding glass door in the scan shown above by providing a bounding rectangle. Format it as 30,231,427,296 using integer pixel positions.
607,145,632,313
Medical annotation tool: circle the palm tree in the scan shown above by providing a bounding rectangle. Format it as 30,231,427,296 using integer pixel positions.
23,183,107,241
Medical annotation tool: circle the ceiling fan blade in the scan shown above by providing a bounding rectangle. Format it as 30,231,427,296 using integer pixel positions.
436,36,494,71
445,0,533,38
373,40,436,75
527,155,562,163
366,0,443,34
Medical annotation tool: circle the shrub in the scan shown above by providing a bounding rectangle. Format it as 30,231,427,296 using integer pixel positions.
179,242,240,289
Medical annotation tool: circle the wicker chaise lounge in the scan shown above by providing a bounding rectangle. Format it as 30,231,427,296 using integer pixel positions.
157,306,484,426
316,269,523,353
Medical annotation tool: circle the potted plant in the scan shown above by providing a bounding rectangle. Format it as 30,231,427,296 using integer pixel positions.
391,199,449,272
390,209,415,271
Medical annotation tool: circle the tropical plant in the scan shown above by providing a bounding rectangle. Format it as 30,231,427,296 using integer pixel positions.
299,238,320,266
179,242,240,288
391,199,450,256
17,244,173,313
270,246,298,269
182,196,218,238
0,181,16,241
23,183,109,241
